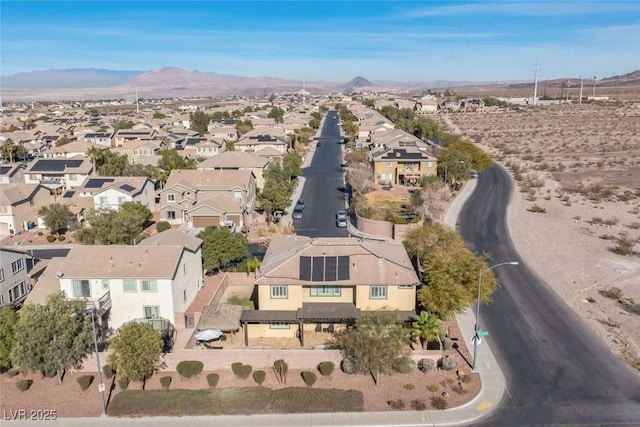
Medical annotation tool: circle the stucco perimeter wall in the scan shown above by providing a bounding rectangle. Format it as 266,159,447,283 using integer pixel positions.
393,223,420,242
355,212,393,239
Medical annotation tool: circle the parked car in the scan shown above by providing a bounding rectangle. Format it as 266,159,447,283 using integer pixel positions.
470,171,479,179
292,208,303,219
296,199,305,209
336,210,347,220
336,217,348,228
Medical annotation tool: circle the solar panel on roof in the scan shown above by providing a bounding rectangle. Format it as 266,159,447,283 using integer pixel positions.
325,256,337,281
30,159,83,172
312,256,325,282
337,256,350,281
63,190,75,198
120,184,135,192
84,178,115,188
0,166,11,175
299,256,312,281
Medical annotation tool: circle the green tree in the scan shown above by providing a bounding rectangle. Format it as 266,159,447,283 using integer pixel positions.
86,146,105,174
114,120,134,130
107,322,163,389
308,117,321,129
55,135,72,147
158,149,196,172
197,226,249,271
413,116,441,140
363,98,375,108
235,119,253,136
190,110,210,135
98,151,129,176
332,311,410,386
1,139,24,163
152,111,167,119
11,293,93,384
412,311,443,351
282,152,302,180
403,224,498,318
38,203,72,236
342,120,358,138
76,203,151,245
267,106,285,124
0,307,18,369
437,149,473,186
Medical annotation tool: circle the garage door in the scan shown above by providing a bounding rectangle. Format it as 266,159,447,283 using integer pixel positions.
227,215,241,226
193,216,220,228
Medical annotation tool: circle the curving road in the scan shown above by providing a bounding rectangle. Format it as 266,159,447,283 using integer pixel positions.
295,111,349,238
458,164,640,426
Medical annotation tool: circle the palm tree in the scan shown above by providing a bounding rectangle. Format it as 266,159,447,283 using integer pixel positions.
86,146,104,176
412,311,444,352
1,138,17,163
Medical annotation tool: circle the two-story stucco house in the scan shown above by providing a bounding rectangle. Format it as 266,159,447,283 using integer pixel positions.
26,230,203,330
234,127,287,154
82,132,113,147
87,177,155,211
158,169,255,230
0,183,51,235
113,129,157,147
197,151,269,189
23,157,93,191
372,146,438,186
0,247,34,307
240,235,419,346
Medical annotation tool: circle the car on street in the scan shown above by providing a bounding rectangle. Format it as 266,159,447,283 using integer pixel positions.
292,208,303,219
296,199,305,209
336,210,347,220
336,217,348,228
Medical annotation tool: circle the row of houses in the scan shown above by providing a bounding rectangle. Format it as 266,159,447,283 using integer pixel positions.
1,232,419,346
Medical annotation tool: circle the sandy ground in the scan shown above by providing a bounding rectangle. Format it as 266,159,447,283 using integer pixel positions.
439,104,640,370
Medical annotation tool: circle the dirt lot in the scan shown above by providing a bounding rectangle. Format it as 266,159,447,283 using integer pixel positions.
437,102,640,370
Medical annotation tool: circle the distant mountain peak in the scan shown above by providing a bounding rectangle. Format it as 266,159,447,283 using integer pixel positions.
348,76,374,87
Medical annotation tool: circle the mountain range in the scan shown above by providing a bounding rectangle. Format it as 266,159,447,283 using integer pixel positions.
1,67,638,101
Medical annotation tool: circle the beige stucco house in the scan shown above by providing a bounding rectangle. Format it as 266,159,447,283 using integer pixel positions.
0,183,51,235
240,235,419,346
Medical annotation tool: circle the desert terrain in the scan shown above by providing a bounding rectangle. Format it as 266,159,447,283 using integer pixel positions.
437,102,640,370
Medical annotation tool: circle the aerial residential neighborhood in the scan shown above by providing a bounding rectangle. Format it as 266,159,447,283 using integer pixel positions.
1,1,640,426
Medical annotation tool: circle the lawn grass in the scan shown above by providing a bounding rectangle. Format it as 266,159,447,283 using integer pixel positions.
108,387,364,416
365,193,411,221
226,293,255,309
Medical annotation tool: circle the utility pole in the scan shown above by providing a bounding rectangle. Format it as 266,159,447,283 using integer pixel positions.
135,86,140,114
592,76,597,97
533,62,539,105
579,77,584,104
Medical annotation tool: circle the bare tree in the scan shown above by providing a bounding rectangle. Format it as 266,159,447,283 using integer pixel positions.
346,163,374,194
417,181,451,223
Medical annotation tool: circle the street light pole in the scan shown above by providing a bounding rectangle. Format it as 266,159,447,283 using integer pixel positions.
472,261,519,372
89,309,107,417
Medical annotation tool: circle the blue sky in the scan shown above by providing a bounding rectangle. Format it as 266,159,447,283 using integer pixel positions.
1,1,639,82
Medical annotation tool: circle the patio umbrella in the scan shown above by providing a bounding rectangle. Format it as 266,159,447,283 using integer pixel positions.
195,329,223,342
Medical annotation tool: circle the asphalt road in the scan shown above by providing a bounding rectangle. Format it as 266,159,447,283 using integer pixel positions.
458,164,640,426
295,110,350,238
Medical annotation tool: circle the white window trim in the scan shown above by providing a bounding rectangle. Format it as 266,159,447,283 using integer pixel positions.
0,268,4,282
369,285,387,299
270,285,288,299
167,193,176,202
123,279,137,293
310,285,341,297
11,259,24,274
102,279,110,290
141,279,158,293
270,322,290,329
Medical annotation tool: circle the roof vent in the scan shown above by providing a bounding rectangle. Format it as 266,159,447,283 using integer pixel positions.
56,271,64,278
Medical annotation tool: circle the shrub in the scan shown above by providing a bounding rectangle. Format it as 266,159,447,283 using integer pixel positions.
317,361,335,376
77,375,94,391
403,383,415,390
118,378,129,390
156,221,171,232
176,360,204,378
7,368,19,378
273,359,288,384
443,337,454,350
439,355,458,371
160,376,172,389
392,356,416,374
426,383,440,393
586,297,596,303
301,371,317,387
410,399,427,410
206,373,219,388
57,235,65,241
528,204,546,213
418,358,436,373
387,399,405,410
603,287,624,300
231,362,252,379
16,379,33,392
102,364,115,379
612,237,635,256
37,231,44,236
253,370,266,385
341,357,358,374
430,396,448,410
46,235,56,242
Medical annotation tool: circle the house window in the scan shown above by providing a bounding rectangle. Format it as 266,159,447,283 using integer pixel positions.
427,162,433,167
72,280,91,298
369,286,387,299
0,268,4,282
310,286,341,297
270,285,288,299
398,285,413,289
9,282,25,302
270,322,290,329
102,279,110,290
233,191,242,199
141,279,157,292
11,259,24,274
166,211,176,220
99,197,108,205
143,306,160,319
386,162,393,167
118,196,126,204
167,194,175,202
123,279,137,293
